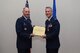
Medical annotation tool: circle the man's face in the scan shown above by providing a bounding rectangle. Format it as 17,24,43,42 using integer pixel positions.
23,7,30,18
45,8,52,18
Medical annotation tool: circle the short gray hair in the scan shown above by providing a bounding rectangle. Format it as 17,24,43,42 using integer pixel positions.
45,6,52,11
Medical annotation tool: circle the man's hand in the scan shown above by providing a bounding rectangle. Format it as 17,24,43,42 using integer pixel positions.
40,35,46,39
30,33,35,37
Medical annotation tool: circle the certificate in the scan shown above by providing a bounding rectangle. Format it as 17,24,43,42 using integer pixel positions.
33,26,45,36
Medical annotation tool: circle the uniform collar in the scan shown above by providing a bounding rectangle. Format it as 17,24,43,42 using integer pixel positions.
23,16,28,20
47,16,52,21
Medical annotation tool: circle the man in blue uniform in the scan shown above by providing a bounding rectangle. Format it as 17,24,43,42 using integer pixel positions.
15,7,33,53
42,7,60,53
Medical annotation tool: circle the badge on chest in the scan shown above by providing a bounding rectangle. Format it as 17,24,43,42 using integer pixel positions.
48,23,52,27
47,23,53,31
24,27,27,30
23,22,27,31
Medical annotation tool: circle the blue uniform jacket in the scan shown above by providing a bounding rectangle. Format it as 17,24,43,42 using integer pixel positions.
45,17,60,49
15,16,33,49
